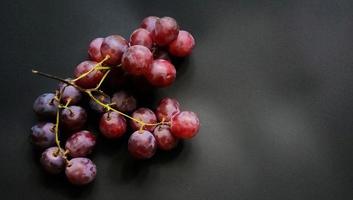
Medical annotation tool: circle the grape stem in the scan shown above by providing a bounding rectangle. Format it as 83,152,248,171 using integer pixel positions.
32,56,170,129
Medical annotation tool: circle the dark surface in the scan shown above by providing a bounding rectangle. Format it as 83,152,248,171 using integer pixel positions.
1,0,353,199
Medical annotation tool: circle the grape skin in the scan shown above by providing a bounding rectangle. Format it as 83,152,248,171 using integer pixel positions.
155,97,180,121
168,30,195,57
33,93,58,118
60,106,87,131
100,35,129,65
65,130,96,157
121,45,153,76
130,108,157,132
140,16,159,33
74,61,104,89
88,37,104,62
128,130,157,159
65,157,97,185
40,147,65,174
145,59,176,87
171,111,200,139
99,111,127,139
111,91,137,113
153,17,179,46
31,122,56,149
130,28,153,49
153,125,179,151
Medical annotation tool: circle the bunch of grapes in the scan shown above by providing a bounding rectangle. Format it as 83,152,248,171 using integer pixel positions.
31,16,199,186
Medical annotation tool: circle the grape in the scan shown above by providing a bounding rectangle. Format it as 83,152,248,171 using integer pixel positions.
40,147,65,174
121,45,153,76
170,111,200,139
140,16,159,33
88,37,104,62
99,111,127,139
128,130,157,159
145,59,176,87
153,125,178,150
61,106,87,131
153,48,171,61
130,108,157,132
33,93,58,118
58,81,82,105
65,130,96,157
155,97,180,121
153,17,179,46
111,91,137,113
65,158,96,185
168,30,195,57
74,61,104,89
30,122,55,149
130,28,153,49
100,35,129,65
89,93,110,113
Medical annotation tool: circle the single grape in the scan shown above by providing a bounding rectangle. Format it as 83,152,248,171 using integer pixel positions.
65,158,96,185
89,93,110,113
145,59,176,87
128,130,157,159
153,48,171,61
88,37,104,62
153,17,179,46
140,16,159,33
121,45,153,76
130,108,157,132
74,60,104,89
33,93,58,118
168,30,195,57
30,122,56,149
99,111,127,139
153,125,179,150
65,130,96,157
155,97,180,121
171,111,200,139
58,81,82,105
111,91,137,113
130,28,153,49
61,106,87,131
100,35,129,65
40,147,65,174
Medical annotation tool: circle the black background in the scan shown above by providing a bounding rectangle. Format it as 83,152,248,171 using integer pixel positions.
1,0,353,199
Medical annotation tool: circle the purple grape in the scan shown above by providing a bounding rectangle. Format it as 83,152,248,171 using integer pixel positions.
58,81,82,105
128,130,157,159
153,125,179,150
65,130,96,157
111,91,137,113
33,93,58,118
89,93,110,113
30,122,56,148
65,158,97,185
40,147,65,174
155,97,180,121
60,106,87,131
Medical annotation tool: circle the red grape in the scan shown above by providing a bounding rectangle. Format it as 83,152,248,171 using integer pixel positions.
153,125,178,150
140,16,159,33
99,111,127,139
168,30,195,57
65,130,96,157
128,130,157,159
61,106,87,131
65,158,96,185
155,97,180,121
130,108,157,132
130,28,153,49
170,111,200,139
100,35,129,65
74,61,104,89
145,59,176,87
88,37,104,62
153,17,179,46
40,147,65,174
121,45,153,76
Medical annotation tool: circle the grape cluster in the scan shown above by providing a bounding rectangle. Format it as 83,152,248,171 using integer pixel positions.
31,16,199,186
